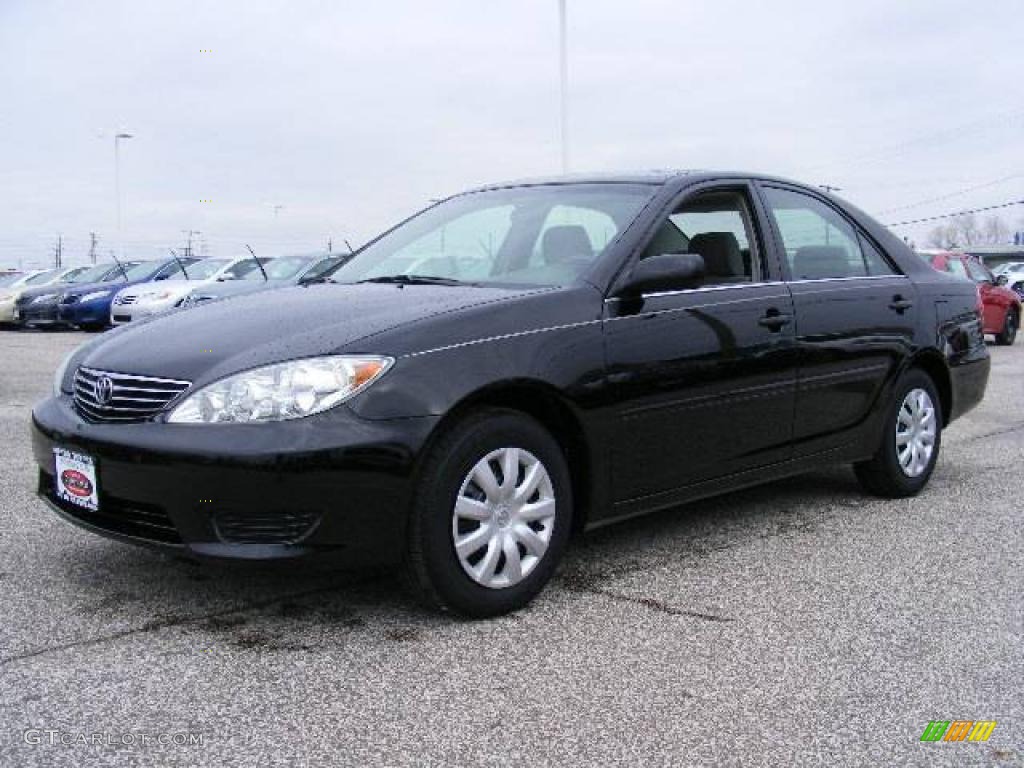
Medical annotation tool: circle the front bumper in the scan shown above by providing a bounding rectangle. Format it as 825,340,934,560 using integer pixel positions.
58,298,114,327
32,395,438,565
16,302,63,326
110,299,176,325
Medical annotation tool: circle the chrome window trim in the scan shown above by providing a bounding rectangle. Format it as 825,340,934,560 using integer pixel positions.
787,274,908,285
604,280,787,302
604,273,909,302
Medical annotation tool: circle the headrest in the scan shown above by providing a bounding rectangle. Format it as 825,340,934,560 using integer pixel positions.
542,225,593,264
688,232,744,277
792,246,851,280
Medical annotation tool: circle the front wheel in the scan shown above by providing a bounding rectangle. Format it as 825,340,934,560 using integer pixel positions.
995,308,1018,346
403,408,572,618
854,369,942,498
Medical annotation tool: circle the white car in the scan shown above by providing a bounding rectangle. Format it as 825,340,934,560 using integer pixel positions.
0,267,89,323
110,255,273,325
993,261,1024,293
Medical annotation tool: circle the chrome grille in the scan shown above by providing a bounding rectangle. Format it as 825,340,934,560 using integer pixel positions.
73,366,191,423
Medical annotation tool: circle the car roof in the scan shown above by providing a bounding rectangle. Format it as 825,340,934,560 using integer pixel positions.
464,169,816,193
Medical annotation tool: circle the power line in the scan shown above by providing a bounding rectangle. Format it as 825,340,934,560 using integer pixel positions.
886,199,1024,228
876,173,1024,216
799,108,1024,175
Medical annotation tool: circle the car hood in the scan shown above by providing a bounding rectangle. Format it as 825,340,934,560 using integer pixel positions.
81,282,544,383
122,281,197,301
194,279,290,300
16,283,70,302
61,280,128,299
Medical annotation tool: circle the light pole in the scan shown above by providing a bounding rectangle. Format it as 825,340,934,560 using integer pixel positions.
558,0,569,173
114,132,133,257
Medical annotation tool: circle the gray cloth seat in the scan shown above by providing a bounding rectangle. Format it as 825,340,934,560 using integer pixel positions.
542,225,593,265
688,232,747,282
791,245,851,280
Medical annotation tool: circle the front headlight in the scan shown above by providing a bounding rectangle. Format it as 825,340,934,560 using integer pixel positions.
166,355,394,424
32,293,56,304
80,290,112,302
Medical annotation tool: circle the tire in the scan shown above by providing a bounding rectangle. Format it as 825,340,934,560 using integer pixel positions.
995,308,1018,346
403,408,573,618
854,369,942,498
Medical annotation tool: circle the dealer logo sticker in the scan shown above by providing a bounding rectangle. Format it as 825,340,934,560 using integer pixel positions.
53,447,99,512
60,469,93,498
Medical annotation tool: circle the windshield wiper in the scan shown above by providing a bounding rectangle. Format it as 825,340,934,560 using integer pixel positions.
354,274,471,286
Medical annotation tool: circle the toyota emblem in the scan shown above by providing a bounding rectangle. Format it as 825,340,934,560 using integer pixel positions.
94,376,114,405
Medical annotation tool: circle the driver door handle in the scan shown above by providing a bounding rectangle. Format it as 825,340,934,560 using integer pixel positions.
758,308,792,331
889,295,914,312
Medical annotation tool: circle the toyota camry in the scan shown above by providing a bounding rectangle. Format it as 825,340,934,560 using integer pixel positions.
32,171,990,617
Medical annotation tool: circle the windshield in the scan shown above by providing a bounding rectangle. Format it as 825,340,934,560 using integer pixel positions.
58,267,89,282
329,184,656,287
120,261,168,281
302,256,344,282
67,264,115,283
168,258,229,281
25,270,58,285
222,258,272,279
245,255,316,280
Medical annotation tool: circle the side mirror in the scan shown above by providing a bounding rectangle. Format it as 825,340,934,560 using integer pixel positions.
621,253,705,296
155,274,169,281
996,274,1008,286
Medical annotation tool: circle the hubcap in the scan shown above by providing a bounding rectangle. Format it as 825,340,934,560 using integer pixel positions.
896,388,937,478
452,447,556,589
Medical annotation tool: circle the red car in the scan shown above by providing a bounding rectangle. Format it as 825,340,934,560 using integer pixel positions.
920,250,1020,345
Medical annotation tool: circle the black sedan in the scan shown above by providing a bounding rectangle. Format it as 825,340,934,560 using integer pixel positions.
32,171,990,617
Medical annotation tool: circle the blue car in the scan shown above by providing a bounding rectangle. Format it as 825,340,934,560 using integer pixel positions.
57,257,197,330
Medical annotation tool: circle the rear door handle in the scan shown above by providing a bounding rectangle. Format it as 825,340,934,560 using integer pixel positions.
758,309,792,331
889,295,914,312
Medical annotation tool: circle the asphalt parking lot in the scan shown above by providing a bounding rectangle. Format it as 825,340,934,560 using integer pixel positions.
0,329,1021,767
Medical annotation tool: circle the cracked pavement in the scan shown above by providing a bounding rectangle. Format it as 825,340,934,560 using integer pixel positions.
0,329,1021,767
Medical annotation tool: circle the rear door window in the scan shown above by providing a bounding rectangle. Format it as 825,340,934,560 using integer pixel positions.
763,187,896,280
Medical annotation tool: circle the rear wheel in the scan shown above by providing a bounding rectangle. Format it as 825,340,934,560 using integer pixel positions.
995,308,1017,346
854,369,942,498
403,408,572,617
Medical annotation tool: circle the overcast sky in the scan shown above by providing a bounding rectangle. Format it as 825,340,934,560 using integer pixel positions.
1,0,1022,269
